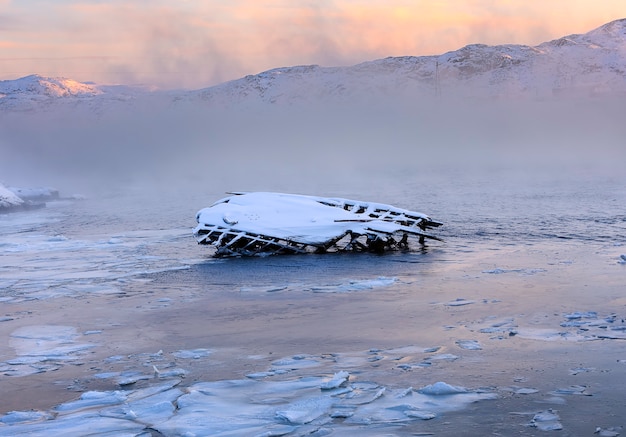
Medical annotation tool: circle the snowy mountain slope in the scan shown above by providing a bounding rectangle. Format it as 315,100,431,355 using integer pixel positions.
0,75,102,111
1,18,625,112
196,18,626,104
0,74,102,98
0,74,160,112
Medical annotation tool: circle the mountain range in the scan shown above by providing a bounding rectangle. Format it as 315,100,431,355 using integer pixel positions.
1,18,625,112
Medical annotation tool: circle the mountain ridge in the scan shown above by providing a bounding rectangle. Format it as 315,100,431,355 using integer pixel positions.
1,18,625,111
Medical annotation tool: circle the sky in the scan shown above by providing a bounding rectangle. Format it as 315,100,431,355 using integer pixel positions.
1,0,625,89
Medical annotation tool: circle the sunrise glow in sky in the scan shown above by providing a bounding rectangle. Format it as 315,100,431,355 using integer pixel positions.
1,1,625,89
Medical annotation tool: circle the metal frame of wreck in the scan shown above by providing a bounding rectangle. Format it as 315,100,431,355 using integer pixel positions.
195,225,441,257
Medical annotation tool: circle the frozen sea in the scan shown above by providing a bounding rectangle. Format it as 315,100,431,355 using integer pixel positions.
1,166,626,436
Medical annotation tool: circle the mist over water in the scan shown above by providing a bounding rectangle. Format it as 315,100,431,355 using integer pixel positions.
1,95,624,200
1,94,625,260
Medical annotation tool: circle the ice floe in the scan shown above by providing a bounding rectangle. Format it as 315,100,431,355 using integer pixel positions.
172,348,212,359
0,345,499,436
529,409,563,431
417,381,469,395
319,371,350,390
0,224,192,303
474,311,626,342
0,374,496,436
455,339,483,350
514,387,540,395
550,385,592,396
1,325,95,377
595,426,623,437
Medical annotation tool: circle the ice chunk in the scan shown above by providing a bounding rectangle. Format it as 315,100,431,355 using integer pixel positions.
564,311,598,320
515,388,539,395
0,412,146,437
405,410,437,420
595,426,623,437
455,339,482,350
101,387,182,426
275,396,334,424
417,382,468,395
116,372,153,386
426,353,459,362
529,410,563,431
551,385,591,396
272,355,321,370
320,371,350,390
172,348,212,359
54,391,128,413
0,410,52,424
2,325,96,377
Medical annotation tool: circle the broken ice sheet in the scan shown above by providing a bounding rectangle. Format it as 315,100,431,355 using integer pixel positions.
172,348,212,359
344,382,496,425
275,395,335,424
271,354,322,371
595,426,623,437
550,385,592,396
0,354,497,437
9,325,94,358
515,388,540,395
0,411,53,425
320,371,350,390
116,372,153,386
417,382,468,395
1,325,95,377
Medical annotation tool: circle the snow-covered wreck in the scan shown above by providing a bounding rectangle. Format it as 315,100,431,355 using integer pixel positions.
193,192,442,257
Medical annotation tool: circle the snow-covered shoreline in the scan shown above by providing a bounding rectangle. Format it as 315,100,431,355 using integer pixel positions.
0,184,24,211
0,183,60,213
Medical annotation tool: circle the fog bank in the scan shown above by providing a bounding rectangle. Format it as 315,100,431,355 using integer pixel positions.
1,96,624,199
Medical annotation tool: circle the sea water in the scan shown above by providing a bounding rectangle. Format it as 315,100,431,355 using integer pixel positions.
1,167,625,435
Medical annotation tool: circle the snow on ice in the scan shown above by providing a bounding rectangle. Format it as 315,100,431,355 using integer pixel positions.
0,350,497,436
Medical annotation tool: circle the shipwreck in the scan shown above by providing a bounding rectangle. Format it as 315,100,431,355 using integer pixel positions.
193,192,442,257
